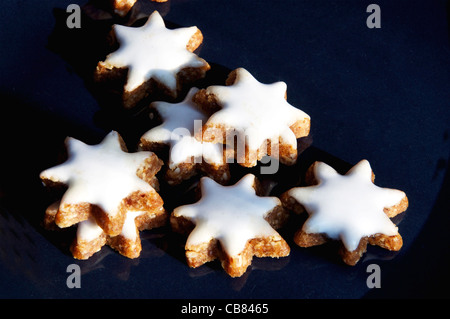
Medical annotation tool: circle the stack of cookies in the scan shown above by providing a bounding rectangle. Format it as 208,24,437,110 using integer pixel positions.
40,131,167,260
41,8,408,277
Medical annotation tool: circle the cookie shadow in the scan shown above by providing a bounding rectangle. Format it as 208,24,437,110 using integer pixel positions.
0,93,99,257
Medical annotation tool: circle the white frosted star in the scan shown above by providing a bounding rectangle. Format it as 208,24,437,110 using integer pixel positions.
173,174,282,256
102,10,208,92
40,131,153,217
200,68,310,152
141,87,225,168
288,160,406,251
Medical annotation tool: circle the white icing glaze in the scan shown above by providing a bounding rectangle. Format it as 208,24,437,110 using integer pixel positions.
77,210,145,242
77,215,104,242
40,131,153,217
203,68,310,151
141,87,225,168
288,160,406,251
119,210,145,240
103,10,208,92
173,174,281,256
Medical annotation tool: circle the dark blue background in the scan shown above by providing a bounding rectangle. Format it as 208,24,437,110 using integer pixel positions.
0,0,449,299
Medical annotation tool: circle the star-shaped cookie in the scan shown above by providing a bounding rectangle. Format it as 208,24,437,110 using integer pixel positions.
171,174,290,277
192,68,310,167
140,87,230,185
40,131,167,259
281,160,408,265
95,10,210,108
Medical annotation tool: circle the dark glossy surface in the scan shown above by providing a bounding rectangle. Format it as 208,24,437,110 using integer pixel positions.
0,0,449,299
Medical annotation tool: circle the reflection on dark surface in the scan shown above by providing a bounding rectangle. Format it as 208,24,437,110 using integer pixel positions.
365,135,450,299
